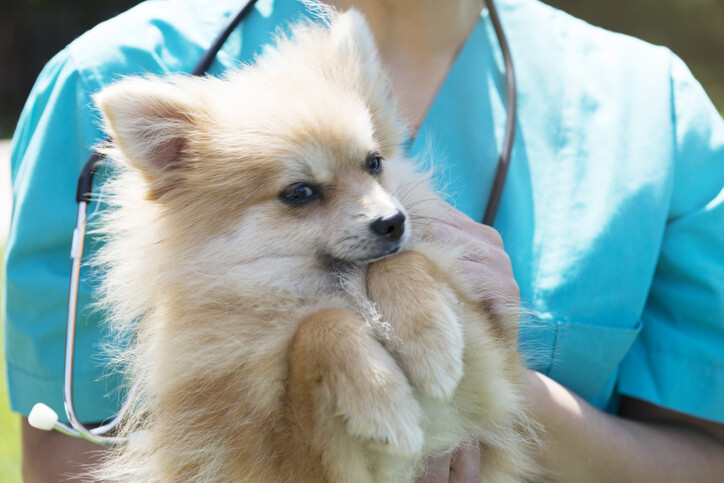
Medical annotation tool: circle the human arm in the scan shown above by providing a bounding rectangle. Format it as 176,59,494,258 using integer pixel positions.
419,369,724,483
20,419,109,483
527,370,724,483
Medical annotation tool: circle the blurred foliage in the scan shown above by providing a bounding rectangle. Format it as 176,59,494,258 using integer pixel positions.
1,0,722,138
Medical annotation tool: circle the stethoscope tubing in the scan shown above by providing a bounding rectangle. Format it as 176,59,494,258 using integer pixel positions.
482,0,516,226
63,201,125,444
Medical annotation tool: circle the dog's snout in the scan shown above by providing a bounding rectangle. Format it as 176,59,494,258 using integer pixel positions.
370,212,406,241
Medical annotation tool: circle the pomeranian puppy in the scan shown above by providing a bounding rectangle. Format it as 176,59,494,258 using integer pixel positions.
92,9,540,482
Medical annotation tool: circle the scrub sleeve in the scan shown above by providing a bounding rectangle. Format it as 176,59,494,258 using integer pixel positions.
4,50,119,422
618,56,724,423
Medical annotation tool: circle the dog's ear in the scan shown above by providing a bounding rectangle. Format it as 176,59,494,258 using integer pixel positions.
329,9,383,83
95,77,202,177
328,9,408,146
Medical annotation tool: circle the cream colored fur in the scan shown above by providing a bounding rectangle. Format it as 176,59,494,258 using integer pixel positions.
91,9,540,482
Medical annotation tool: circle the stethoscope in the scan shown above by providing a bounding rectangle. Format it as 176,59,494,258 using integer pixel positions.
27,0,517,446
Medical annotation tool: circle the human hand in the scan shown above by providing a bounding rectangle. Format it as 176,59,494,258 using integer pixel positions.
410,203,518,482
430,203,520,325
416,444,482,483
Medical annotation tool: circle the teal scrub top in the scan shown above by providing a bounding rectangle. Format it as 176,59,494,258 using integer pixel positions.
4,0,724,424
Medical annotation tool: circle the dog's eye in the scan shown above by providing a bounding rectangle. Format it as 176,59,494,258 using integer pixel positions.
280,183,320,204
365,152,383,175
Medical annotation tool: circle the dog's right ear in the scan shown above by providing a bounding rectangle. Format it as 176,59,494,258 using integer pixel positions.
95,77,202,179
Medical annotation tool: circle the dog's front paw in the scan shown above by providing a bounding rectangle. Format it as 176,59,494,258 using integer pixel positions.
335,345,424,455
335,334,424,455
367,251,465,402
289,308,425,456
396,292,464,401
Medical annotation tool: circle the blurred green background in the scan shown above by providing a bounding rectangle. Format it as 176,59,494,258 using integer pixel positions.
0,1,722,481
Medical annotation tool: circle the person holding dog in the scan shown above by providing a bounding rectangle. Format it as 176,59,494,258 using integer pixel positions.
5,0,724,481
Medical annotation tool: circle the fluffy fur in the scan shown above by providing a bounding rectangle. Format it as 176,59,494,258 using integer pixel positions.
91,9,540,482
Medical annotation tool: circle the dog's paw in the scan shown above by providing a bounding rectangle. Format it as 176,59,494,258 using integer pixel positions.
336,361,424,455
343,401,424,455
366,251,465,402
396,292,464,401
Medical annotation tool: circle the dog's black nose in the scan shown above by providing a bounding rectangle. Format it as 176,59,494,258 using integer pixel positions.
370,211,406,241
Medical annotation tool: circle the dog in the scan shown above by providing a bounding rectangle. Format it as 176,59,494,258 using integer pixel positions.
92,9,540,482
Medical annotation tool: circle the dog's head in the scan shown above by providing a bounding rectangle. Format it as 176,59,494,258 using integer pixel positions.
96,10,419,272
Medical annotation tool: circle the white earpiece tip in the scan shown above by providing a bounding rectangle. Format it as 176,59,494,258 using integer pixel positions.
28,403,59,431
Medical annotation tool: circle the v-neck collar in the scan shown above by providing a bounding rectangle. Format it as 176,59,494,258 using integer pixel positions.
408,9,493,150
406,8,511,223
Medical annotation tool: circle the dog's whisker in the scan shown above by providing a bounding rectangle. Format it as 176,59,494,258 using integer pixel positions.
394,178,431,202
403,200,442,211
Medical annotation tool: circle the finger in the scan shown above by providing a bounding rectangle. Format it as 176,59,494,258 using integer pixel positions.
416,453,452,483
459,259,520,301
434,203,504,248
449,443,482,483
435,202,475,226
432,220,503,255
